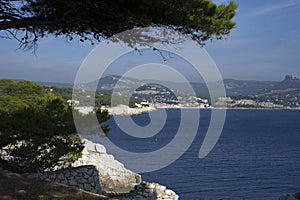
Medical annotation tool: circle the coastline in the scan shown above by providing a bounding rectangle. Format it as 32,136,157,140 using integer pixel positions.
152,106,300,111
35,138,179,199
76,104,300,117
105,105,156,116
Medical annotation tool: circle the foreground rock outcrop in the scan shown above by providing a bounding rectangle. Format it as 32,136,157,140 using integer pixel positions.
72,139,142,194
25,138,179,199
122,182,179,200
25,165,105,195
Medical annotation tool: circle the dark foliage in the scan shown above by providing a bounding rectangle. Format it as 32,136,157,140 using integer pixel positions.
0,0,237,50
0,80,110,172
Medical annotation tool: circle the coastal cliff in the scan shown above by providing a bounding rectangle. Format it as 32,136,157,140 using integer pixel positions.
72,139,141,194
29,138,179,200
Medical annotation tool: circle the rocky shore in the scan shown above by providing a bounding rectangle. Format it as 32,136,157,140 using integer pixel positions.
3,138,299,199
105,105,156,116
26,138,179,199
75,105,156,116
72,139,141,194
122,182,179,200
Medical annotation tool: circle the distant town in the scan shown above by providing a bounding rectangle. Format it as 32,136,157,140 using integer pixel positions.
43,74,300,111
215,96,291,109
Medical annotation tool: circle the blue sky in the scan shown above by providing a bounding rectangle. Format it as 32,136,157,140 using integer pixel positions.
0,0,299,83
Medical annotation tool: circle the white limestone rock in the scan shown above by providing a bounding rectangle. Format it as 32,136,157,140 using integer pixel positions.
122,182,179,200
107,105,156,116
72,139,141,193
165,189,175,196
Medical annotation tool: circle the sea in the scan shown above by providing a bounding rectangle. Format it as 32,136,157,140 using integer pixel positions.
102,109,300,200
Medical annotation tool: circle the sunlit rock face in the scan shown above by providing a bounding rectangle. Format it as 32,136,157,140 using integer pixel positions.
72,139,142,194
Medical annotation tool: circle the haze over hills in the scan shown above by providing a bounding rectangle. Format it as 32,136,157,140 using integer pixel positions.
35,74,300,101
223,79,277,96
83,74,300,96
224,75,300,96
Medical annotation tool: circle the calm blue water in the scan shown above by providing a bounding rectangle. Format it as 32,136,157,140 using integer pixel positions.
105,109,300,200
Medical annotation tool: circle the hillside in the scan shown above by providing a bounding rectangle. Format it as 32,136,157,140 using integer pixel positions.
0,168,117,200
223,75,300,97
36,74,300,107
263,75,300,95
223,79,277,96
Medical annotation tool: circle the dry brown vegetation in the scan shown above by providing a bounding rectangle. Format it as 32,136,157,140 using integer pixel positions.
0,168,121,200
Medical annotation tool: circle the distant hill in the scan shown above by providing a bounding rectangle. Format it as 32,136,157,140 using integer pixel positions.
30,74,300,102
7,79,73,88
133,83,178,104
267,75,300,91
258,75,300,97
81,75,144,94
223,79,277,96
36,81,73,88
